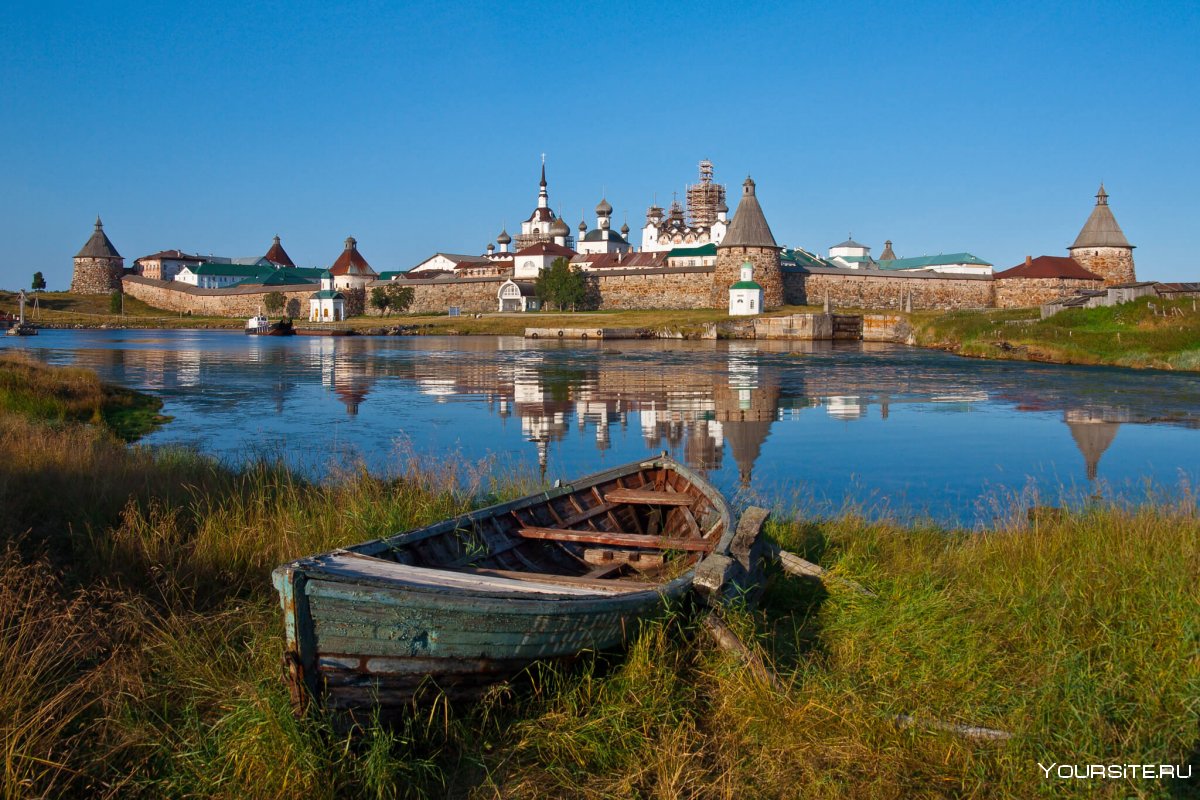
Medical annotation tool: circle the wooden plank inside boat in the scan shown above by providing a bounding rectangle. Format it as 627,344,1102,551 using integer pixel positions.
517,526,715,552
603,488,695,506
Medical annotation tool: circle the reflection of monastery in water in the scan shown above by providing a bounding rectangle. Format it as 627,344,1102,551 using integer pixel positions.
84,338,1200,486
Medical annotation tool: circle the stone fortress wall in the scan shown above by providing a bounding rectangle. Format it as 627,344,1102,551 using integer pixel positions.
124,266,1096,317
782,266,996,310
71,257,124,295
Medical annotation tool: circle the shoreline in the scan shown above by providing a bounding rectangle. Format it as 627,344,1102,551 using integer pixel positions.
5,290,1198,372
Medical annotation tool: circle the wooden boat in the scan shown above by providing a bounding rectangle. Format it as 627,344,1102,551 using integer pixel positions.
272,454,751,719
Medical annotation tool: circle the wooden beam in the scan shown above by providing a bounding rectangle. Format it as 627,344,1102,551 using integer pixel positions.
604,488,694,506
582,548,666,569
517,526,714,552
454,565,651,591
558,501,618,528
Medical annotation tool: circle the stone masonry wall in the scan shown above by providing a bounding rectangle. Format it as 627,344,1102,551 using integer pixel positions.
782,268,994,310
712,246,783,308
1068,246,1135,286
71,257,125,295
124,268,717,318
994,276,1105,308
122,276,317,317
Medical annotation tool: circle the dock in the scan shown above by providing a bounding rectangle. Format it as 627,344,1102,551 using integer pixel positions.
524,327,650,340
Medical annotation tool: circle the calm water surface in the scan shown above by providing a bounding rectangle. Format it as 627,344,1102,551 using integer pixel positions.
5,330,1200,526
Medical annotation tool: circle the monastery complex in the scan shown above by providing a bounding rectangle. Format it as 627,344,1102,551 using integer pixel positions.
74,160,1150,317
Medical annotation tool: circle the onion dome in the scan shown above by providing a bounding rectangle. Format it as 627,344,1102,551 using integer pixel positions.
579,219,588,232
496,229,511,245
595,197,613,216
550,217,570,237
620,222,630,235
716,199,729,214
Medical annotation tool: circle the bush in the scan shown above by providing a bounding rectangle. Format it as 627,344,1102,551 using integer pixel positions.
264,291,286,315
344,287,366,317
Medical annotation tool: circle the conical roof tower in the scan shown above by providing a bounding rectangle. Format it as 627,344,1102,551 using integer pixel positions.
1067,184,1136,285
712,176,783,308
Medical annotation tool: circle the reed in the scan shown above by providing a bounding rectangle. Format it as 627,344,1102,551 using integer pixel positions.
0,361,1196,798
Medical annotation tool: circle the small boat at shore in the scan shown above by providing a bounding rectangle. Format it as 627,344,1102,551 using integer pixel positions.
272,454,748,720
245,315,295,336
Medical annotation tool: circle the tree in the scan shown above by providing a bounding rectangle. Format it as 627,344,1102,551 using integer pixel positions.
369,287,391,316
385,283,415,314
535,258,586,311
285,298,301,318
109,290,122,314
344,287,366,317
31,272,46,292
264,291,286,316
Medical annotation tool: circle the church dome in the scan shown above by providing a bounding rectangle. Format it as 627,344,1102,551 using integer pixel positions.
620,222,630,235
550,217,570,236
595,197,613,216
579,219,588,232
496,229,511,245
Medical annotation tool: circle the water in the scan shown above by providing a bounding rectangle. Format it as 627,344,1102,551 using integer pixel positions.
5,329,1200,526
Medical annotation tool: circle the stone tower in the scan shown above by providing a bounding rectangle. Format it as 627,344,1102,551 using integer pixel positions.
712,176,782,308
1067,184,1135,285
71,216,124,294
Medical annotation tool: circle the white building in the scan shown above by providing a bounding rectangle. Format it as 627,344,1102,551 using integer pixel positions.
407,252,493,276
575,197,632,255
309,271,346,322
513,241,576,279
514,160,573,251
175,262,266,288
133,250,206,281
827,237,873,269
728,262,764,316
641,161,729,252
498,279,540,312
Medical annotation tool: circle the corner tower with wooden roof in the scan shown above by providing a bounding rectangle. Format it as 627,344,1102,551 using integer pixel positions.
264,235,296,268
1067,184,1136,285
71,216,125,294
712,177,782,308
328,236,378,291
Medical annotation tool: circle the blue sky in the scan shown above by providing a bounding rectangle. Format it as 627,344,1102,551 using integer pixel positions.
1,0,1197,288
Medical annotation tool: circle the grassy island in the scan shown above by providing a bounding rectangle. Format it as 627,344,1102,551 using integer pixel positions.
913,296,1200,372
1,360,1196,798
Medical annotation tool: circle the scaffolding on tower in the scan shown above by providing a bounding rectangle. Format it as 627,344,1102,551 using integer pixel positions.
685,159,726,229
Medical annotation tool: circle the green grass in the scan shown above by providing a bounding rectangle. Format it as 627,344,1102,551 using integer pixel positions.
0,361,1197,798
0,354,170,440
913,296,1200,371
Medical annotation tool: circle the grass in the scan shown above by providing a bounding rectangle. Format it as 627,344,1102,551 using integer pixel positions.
0,290,243,330
0,361,1197,798
912,296,1200,371
0,354,170,440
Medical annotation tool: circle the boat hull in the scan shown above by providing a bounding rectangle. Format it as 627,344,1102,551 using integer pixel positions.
273,455,734,719
276,571,685,713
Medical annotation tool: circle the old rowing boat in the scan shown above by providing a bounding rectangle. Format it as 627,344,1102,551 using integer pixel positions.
272,453,752,719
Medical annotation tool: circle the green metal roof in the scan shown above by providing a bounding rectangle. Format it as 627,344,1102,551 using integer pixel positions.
667,243,718,258
875,253,992,270
731,280,762,290
191,262,267,277
378,271,404,280
233,269,320,288
780,248,837,269
310,289,344,300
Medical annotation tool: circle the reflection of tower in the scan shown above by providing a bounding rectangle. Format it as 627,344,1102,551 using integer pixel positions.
716,345,780,488
332,354,372,415
1066,415,1120,481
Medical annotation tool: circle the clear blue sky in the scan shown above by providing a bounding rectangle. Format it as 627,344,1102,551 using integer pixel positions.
2,0,1197,289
